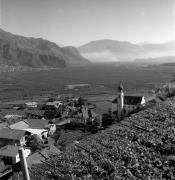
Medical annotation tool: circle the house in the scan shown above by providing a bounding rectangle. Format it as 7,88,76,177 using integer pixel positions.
25,102,38,108
9,119,56,138
112,82,146,119
46,101,62,109
23,128,48,141
26,119,56,136
0,129,29,146
9,120,48,144
0,145,31,164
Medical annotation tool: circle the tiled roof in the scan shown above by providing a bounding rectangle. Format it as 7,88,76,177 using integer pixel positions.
0,145,19,157
9,119,49,130
112,95,144,105
0,128,26,140
9,121,29,130
25,119,49,129
124,96,143,105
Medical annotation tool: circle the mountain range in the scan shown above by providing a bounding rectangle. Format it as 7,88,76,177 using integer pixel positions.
0,28,174,67
78,39,175,62
0,29,90,68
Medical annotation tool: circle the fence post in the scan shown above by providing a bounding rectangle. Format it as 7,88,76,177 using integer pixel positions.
18,147,30,180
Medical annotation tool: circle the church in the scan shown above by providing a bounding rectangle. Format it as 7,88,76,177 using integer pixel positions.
111,82,146,120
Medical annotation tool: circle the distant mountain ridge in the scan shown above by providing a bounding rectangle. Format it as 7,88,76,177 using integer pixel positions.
78,39,175,62
0,29,90,68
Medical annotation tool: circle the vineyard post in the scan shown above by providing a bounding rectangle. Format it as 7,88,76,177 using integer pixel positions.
18,147,30,180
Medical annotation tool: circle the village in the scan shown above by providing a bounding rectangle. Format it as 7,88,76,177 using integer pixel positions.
0,82,148,178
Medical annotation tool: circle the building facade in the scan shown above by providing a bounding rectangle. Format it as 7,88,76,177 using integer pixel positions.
112,82,146,120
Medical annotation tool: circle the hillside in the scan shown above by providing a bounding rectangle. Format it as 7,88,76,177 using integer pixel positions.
78,39,175,62
0,29,90,68
21,83,175,180
62,46,90,66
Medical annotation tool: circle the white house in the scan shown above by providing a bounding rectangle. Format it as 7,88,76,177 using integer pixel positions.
9,119,56,140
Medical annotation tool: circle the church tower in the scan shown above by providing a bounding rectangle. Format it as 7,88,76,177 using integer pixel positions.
117,81,124,120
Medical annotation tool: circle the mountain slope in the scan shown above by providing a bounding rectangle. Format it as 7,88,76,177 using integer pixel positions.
78,39,175,62
62,46,91,66
0,29,90,68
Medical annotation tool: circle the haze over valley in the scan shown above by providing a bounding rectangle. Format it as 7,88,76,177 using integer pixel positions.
78,40,175,63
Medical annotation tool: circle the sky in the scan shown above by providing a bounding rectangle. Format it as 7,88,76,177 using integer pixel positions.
0,0,175,46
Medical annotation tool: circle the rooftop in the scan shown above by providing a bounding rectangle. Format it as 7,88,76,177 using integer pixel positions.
26,119,49,129
9,121,29,130
0,145,19,157
0,128,26,140
112,95,144,105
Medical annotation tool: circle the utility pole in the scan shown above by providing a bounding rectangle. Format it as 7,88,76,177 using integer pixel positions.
18,147,30,180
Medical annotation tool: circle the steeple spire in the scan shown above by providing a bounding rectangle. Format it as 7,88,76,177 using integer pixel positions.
118,80,123,92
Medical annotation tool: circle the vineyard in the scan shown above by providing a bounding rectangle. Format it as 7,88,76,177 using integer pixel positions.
21,94,175,180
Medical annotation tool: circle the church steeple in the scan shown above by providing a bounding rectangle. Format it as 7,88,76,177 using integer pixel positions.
117,81,124,120
118,81,123,92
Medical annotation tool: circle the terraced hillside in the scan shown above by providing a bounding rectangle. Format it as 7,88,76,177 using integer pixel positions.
24,95,175,180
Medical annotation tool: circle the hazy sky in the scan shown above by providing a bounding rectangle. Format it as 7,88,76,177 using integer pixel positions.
0,0,175,46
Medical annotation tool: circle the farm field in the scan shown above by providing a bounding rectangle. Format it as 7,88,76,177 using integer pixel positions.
0,63,174,104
